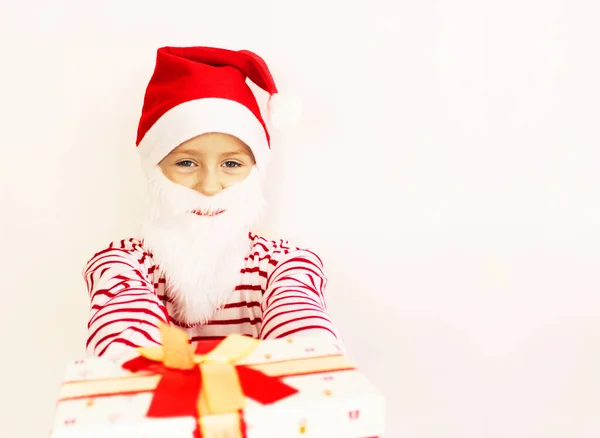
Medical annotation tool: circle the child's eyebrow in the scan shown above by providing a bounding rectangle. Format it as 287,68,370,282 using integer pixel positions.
220,151,249,157
170,148,250,157
171,148,198,155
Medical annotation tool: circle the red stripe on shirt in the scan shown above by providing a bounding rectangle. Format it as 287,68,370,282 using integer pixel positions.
87,318,162,348
93,325,160,353
261,315,333,339
270,324,338,341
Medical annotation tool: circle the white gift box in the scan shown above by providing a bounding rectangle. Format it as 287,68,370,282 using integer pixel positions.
50,336,385,438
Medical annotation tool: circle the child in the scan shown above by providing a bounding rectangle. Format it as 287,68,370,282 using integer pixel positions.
84,46,343,357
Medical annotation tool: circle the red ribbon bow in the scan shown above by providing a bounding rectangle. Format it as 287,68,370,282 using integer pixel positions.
122,337,298,438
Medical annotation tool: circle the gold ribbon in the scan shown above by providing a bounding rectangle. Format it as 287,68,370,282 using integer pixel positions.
138,323,260,417
136,323,261,437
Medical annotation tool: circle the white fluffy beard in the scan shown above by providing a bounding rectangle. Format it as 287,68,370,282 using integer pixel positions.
140,166,265,325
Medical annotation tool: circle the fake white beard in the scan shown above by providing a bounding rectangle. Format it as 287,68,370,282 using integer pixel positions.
140,166,265,325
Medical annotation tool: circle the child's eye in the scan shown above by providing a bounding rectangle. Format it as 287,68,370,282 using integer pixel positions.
176,160,196,168
222,161,242,169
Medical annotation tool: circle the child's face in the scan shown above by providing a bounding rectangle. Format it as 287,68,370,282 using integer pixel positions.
158,132,256,196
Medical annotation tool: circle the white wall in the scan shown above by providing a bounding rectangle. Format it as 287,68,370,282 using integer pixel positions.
1,0,599,437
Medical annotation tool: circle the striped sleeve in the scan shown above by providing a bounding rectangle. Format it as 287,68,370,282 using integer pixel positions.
260,249,343,350
83,240,168,357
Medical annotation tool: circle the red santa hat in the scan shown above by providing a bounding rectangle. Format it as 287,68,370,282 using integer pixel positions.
136,46,298,174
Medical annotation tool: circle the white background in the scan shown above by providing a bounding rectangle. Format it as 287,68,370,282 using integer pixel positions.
1,0,599,437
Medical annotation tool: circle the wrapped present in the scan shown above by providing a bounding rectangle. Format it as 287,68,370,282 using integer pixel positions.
51,324,385,438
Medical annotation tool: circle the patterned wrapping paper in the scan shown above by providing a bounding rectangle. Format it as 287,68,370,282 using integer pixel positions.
50,335,385,438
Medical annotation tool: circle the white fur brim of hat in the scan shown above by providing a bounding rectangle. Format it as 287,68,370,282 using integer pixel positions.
137,98,271,175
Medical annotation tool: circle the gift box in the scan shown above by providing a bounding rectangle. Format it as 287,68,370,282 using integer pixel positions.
50,324,385,438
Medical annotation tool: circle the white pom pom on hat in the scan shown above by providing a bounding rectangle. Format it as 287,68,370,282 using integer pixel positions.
267,92,303,130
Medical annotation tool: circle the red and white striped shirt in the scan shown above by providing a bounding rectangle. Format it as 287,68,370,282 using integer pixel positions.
84,232,343,357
